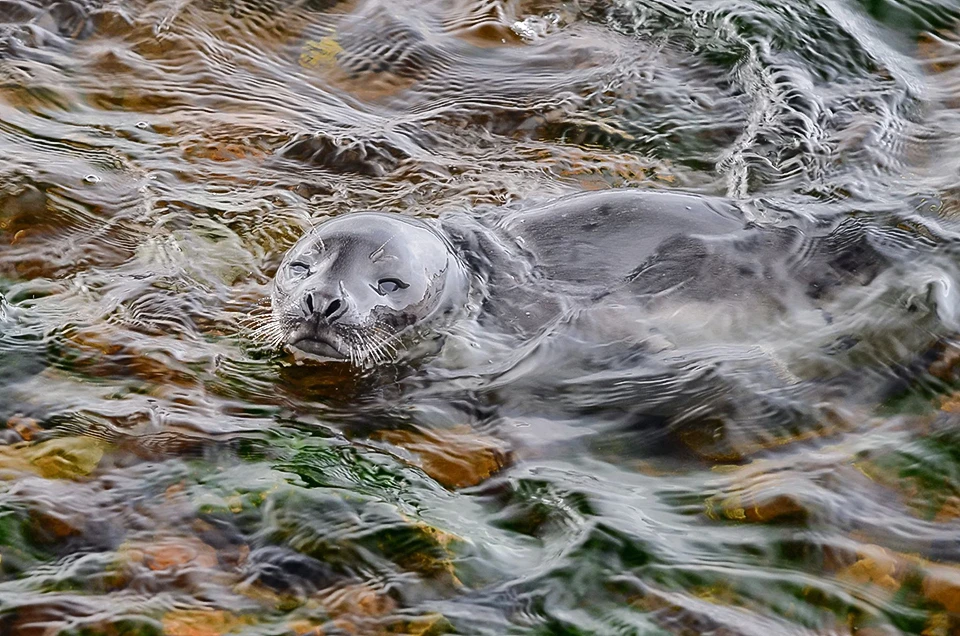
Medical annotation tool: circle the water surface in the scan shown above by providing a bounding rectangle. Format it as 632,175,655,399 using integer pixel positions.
3,0,960,633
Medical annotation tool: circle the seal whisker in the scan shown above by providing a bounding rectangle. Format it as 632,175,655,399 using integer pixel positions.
349,329,373,368
355,324,403,366
246,319,279,336
359,330,380,365
375,331,396,362
246,318,287,348
238,298,296,350
372,328,401,358
344,329,361,365
358,331,379,367
238,307,272,324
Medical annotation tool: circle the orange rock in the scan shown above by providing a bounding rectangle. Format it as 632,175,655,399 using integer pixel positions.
916,32,960,75
30,509,83,540
233,579,299,612
7,416,41,442
182,141,267,163
838,554,901,592
922,611,951,636
288,620,325,636
0,437,106,480
708,491,807,524
923,564,960,613
121,536,218,571
454,21,523,48
704,472,808,524
299,34,420,102
934,497,960,522
63,324,198,387
164,482,187,502
161,609,253,636
320,582,396,618
374,427,509,489
386,613,450,635
939,392,960,412
145,538,218,571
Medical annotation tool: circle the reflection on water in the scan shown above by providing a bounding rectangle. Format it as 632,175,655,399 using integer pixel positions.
2,0,960,633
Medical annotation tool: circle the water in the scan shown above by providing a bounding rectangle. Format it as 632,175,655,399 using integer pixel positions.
2,0,960,633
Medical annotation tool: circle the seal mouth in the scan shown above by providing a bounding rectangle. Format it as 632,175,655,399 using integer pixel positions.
288,336,347,361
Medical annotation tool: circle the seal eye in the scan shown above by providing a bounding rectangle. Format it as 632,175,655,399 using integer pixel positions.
289,262,310,277
376,278,408,295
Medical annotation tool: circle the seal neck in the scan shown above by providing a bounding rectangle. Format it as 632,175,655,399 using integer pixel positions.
439,211,532,295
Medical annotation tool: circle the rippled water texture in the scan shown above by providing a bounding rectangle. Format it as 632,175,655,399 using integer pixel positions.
5,0,960,633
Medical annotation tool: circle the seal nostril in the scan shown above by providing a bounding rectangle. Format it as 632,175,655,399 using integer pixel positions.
324,299,342,320
304,293,315,314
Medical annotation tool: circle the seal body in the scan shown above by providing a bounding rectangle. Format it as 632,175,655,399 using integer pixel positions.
270,189,895,367
268,188,951,458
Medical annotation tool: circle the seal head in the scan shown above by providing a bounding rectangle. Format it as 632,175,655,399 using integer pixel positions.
272,213,469,365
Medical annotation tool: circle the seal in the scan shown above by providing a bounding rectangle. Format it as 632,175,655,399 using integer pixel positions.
263,188,954,461
267,189,897,368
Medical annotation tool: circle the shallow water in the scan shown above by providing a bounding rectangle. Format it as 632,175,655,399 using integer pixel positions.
3,0,960,633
